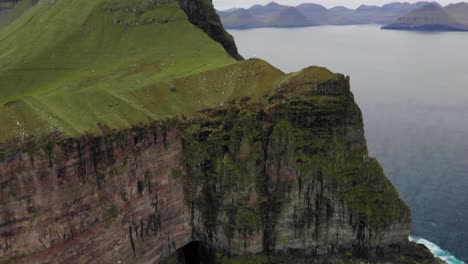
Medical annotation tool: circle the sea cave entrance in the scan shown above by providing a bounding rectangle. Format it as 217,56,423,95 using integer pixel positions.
176,241,218,264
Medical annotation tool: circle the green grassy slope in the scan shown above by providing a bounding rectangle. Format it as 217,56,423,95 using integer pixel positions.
0,0,286,142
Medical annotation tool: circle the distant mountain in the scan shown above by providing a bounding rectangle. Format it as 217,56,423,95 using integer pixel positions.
219,2,310,28
356,5,380,12
217,9,260,29
383,2,468,31
295,3,349,25
445,2,468,25
270,6,310,27
217,1,432,29
328,6,354,23
218,1,468,30
248,1,288,16
329,6,352,12
349,2,430,24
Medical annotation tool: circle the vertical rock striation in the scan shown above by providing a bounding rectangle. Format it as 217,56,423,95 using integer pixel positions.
179,69,411,260
0,68,436,263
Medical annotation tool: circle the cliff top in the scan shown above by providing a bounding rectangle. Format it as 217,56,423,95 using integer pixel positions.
0,0,340,143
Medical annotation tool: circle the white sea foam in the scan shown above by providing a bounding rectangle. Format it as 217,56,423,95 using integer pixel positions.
409,236,465,264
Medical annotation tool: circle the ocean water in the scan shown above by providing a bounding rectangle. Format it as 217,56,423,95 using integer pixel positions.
410,236,465,264
228,25,468,262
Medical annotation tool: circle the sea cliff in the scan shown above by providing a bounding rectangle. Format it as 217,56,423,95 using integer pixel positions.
0,69,438,263
0,0,439,263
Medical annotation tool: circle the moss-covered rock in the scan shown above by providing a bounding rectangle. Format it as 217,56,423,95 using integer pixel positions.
179,71,411,260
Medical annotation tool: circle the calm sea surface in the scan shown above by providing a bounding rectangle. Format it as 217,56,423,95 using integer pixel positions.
229,25,468,261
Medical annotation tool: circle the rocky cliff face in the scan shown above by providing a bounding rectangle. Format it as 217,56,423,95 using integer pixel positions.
0,0,438,263
177,0,243,60
0,67,437,263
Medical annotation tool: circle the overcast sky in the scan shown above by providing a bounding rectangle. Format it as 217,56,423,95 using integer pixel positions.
213,0,460,10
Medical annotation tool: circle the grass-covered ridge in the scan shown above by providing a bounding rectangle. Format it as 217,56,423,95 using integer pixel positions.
0,0,287,142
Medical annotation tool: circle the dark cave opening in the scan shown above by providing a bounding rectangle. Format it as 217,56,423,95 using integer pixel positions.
176,241,218,264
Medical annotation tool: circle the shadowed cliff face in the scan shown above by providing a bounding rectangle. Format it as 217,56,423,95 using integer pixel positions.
141,0,243,60
178,72,411,259
177,0,243,60
0,70,437,263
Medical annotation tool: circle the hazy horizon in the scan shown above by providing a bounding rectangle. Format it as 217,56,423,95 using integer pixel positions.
213,0,465,10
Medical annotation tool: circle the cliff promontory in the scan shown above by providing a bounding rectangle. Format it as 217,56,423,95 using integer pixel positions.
0,0,439,263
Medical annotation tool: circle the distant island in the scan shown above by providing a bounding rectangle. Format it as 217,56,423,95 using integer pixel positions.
218,1,468,32
382,2,468,31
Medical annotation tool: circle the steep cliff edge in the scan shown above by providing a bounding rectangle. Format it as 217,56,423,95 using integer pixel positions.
0,0,438,263
0,68,438,263
176,0,243,60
